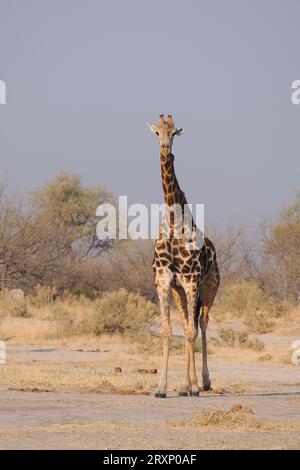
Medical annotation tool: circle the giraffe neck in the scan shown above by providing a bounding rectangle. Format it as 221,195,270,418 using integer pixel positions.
160,153,186,208
160,152,197,243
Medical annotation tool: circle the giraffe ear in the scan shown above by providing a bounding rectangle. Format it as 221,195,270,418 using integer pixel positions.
148,123,158,134
174,128,184,136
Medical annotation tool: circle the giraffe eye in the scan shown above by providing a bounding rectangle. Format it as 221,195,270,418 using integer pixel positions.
155,132,159,136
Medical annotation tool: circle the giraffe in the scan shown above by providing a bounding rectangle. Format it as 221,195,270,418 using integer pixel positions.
148,114,220,398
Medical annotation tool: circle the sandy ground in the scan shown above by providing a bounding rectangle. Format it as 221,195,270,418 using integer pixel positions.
1,388,300,450
0,316,300,450
1,330,300,450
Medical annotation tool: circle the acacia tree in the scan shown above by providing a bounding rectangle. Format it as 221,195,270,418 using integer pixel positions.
0,174,114,291
0,183,64,289
259,192,300,301
207,223,258,286
30,172,114,257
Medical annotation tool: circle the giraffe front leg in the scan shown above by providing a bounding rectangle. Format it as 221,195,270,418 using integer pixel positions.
185,285,200,397
187,337,199,396
178,339,191,396
172,288,191,397
155,280,171,399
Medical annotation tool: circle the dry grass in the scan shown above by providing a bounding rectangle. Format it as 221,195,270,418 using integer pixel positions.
0,317,57,343
272,307,300,335
0,360,159,394
1,282,297,348
0,420,137,446
214,281,290,319
0,283,297,374
2,420,134,436
0,346,270,396
0,317,129,346
169,406,300,432
0,288,158,344
207,341,293,366
213,281,296,333
210,378,267,394
210,328,265,352
245,312,275,334
0,317,293,371
0,289,28,318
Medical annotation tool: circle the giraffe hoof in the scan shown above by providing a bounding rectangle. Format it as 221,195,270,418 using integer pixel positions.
178,391,189,397
189,390,200,397
154,392,166,398
202,381,212,392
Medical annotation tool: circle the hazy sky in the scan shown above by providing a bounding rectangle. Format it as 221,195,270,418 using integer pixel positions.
0,0,299,228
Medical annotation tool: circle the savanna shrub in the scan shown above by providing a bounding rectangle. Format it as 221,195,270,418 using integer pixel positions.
0,289,29,318
214,280,287,320
212,327,265,351
84,289,159,337
28,284,54,307
245,311,275,334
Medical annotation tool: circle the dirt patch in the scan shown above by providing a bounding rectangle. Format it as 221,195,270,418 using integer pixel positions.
75,348,111,353
1,391,300,450
1,335,300,449
7,387,55,393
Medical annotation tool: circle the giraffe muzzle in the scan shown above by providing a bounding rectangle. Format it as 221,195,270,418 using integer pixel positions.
161,145,171,156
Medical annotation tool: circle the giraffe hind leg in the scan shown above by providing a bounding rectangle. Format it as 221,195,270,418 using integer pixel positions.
200,304,211,391
199,265,220,391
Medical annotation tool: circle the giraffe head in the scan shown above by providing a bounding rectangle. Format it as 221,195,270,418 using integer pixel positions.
148,114,183,157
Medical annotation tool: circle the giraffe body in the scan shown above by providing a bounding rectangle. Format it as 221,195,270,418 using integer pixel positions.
148,114,220,398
